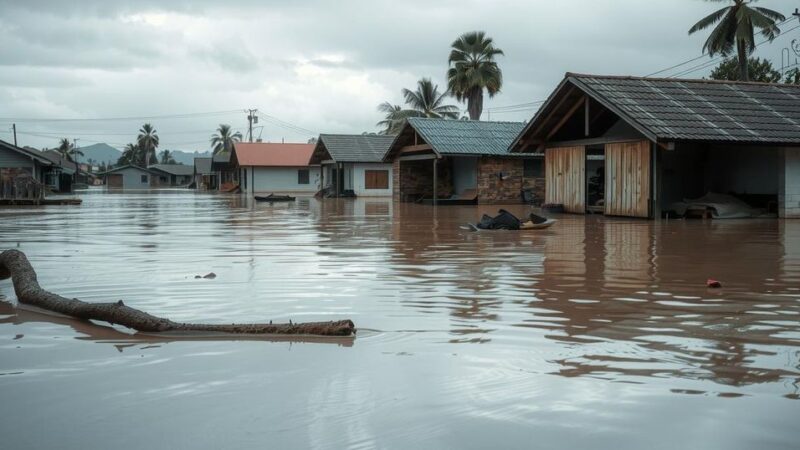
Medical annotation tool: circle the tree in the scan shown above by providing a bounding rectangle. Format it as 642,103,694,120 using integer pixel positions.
376,101,416,135
210,124,242,155
159,150,177,164
709,56,782,82
447,31,504,120
56,138,83,163
307,137,318,144
689,0,785,82
402,78,459,119
118,143,140,166
137,123,159,166
785,67,800,85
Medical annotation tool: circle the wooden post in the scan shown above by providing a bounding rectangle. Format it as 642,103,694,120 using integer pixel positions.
432,158,438,206
584,98,590,137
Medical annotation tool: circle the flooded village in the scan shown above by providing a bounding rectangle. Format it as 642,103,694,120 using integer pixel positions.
1,1,800,449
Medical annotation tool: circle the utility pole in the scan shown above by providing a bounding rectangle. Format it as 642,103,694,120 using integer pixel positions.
246,109,258,143
794,8,800,20
11,123,17,146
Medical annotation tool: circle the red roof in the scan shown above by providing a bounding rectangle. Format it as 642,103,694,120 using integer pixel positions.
233,142,315,167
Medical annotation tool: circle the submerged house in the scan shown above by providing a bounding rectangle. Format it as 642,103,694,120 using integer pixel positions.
309,134,395,197
231,142,320,195
383,118,544,204
212,151,237,190
0,139,53,199
99,165,159,189
193,157,216,190
39,150,76,193
510,73,800,218
147,164,194,186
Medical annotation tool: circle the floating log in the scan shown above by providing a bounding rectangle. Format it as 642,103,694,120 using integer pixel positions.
0,249,355,337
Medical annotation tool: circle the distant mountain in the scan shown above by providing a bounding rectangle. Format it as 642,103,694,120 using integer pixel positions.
78,143,211,166
79,143,121,165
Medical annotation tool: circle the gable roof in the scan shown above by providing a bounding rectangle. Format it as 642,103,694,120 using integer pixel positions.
194,157,213,174
97,164,157,176
40,150,78,174
0,139,53,165
311,134,396,164
232,142,315,167
384,118,525,161
147,164,194,176
512,73,800,150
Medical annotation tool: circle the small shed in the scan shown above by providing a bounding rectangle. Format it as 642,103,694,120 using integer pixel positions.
147,164,194,186
231,142,319,195
510,73,800,218
382,118,543,204
309,134,396,197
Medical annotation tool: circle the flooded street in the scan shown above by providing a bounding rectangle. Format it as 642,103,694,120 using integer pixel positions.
1,190,798,449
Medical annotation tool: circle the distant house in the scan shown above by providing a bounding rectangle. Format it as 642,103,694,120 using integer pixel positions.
193,157,216,190
98,165,159,189
309,134,395,197
211,151,237,190
231,142,319,195
147,164,193,186
509,73,800,218
382,118,543,204
0,139,53,200
39,150,76,193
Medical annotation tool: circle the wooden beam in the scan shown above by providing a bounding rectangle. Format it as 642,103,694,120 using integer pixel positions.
400,144,433,153
584,97,590,137
546,95,587,141
527,85,577,140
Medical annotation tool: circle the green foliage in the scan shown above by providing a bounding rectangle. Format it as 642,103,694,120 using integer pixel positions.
689,0,785,81
709,57,782,82
137,123,159,166
376,79,459,135
118,143,141,166
210,124,242,155
785,68,800,85
56,138,83,162
447,31,504,120
159,150,177,164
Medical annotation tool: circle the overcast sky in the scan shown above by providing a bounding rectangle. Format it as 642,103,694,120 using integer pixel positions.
0,0,798,152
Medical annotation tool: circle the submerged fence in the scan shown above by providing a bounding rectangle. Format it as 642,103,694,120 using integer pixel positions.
1,169,45,201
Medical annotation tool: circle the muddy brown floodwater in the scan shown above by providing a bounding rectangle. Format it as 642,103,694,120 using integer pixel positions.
0,189,798,449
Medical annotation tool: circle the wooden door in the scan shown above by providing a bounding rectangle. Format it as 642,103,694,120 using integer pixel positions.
545,146,585,213
604,141,651,218
107,174,122,188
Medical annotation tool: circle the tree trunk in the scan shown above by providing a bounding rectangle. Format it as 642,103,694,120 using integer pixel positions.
737,41,749,82
0,249,355,337
468,88,483,120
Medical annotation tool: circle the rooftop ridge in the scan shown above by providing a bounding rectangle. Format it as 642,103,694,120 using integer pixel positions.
566,72,800,88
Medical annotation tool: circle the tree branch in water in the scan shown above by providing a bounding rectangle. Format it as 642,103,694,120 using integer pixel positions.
0,249,355,337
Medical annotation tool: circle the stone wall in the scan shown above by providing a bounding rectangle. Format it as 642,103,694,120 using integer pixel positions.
394,159,453,202
779,147,800,218
478,156,542,204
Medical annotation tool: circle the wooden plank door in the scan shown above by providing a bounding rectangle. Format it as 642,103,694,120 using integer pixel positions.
604,141,651,218
545,146,585,213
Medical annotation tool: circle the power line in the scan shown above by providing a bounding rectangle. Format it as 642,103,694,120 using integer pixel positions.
0,109,243,123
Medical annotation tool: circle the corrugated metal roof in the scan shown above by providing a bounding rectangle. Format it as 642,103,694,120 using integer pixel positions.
147,164,194,176
0,139,53,165
233,142,315,167
318,134,395,162
40,150,77,174
194,157,213,174
569,74,800,144
408,118,525,155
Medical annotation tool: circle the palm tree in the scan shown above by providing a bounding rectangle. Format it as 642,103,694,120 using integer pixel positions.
402,78,459,119
689,0,785,82
56,138,83,162
118,143,140,166
159,149,177,164
447,31,504,120
376,102,416,135
137,123,159,166
210,124,242,155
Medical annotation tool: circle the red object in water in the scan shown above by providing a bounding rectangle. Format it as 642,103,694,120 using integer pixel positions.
706,278,722,288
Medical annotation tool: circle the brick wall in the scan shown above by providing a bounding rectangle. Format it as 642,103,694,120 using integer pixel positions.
477,157,525,204
395,159,453,202
779,147,800,218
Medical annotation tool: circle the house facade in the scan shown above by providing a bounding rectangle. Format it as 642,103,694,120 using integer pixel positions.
193,157,216,190
232,142,320,195
148,164,194,186
100,165,159,189
510,73,800,219
309,134,396,197
0,140,53,200
382,118,543,204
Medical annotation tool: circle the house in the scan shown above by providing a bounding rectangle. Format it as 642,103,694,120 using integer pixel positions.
382,118,544,204
211,151,237,190
147,164,194,186
0,139,54,200
509,73,800,218
232,142,320,195
309,134,395,197
39,150,76,193
98,165,159,189
193,157,216,190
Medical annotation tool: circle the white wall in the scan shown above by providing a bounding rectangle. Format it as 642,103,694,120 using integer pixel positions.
779,147,800,218
115,167,152,189
247,166,320,194
352,163,393,197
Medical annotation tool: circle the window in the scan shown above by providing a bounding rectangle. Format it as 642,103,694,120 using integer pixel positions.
298,169,310,185
365,170,389,189
523,158,544,178
160,176,167,183
141,174,148,183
